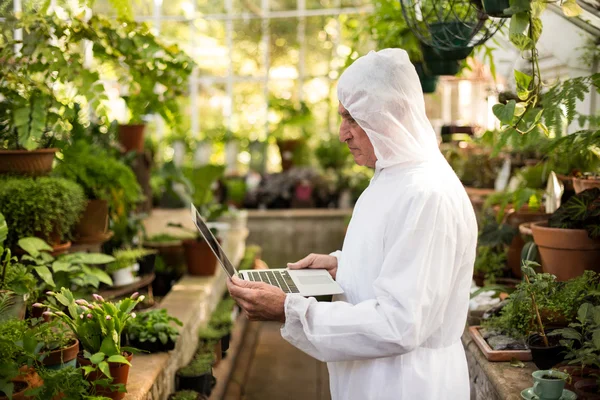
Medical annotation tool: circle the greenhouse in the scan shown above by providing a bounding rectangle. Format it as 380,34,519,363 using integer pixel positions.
1,0,600,398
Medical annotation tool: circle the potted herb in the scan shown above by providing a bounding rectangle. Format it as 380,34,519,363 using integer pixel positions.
107,248,156,287
125,309,183,353
0,177,86,253
34,366,91,400
32,318,80,370
176,354,215,394
531,188,600,281
42,288,144,400
550,303,600,392
209,297,236,355
54,141,143,243
198,326,228,366
168,390,205,400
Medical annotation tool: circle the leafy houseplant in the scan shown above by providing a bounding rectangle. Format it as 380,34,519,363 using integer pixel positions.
41,288,144,400
31,318,79,370
125,309,183,353
54,141,143,241
0,177,86,250
107,248,155,287
34,366,91,400
532,188,600,281
151,161,194,209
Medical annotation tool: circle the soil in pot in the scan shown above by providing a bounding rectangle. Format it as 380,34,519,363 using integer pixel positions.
78,352,133,400
0,380,30,400
575,379,600,400
0,148,58,176
42,339,79,370
182,239,218,276
75,200,109,240
118,124,146,153
528,332,566,370
531,221,600,281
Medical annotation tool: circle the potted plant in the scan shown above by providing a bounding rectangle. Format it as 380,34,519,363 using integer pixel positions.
531,188,600,281
54,141,143,243
0,319,43,400
42,288,144,400
107,248,156,287
0,177,86,254
125,309,182,353
151,161,195,209
176,353,215,394
550,303,600,392
209,297,236,356
168,390,205,400
573,174,600,194
268,98,313,171
35,365,91,400
32,318,80,370
198,326,228,366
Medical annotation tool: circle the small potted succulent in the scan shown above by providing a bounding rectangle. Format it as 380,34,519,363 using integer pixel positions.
42,288,144,400
125,309,182,353
0,177,86,254
107,248,156,287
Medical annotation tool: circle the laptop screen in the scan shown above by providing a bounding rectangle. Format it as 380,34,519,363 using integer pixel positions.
190,204,237,278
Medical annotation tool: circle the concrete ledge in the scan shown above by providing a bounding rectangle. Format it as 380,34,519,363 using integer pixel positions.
462,328,536,400
124,268,228,400
246,209,353,219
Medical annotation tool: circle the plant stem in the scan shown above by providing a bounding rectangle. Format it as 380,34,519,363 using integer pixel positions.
525,274,549,347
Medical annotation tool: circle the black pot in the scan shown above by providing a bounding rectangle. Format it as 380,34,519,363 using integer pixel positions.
528,332,567,370
221,333,231,353
176,370,214,395
129,337,176,353
138,253,156,276
168,392,205,400
152,271,177,297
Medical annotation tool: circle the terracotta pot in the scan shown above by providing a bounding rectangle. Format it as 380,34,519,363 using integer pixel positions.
14,240,71,257
182,239,218,276
0,291,26,320
554,364,600,391
144,241,186,269
276,139,303,171
0,148,58,176
557,174,575,192
118,124,146,153
473,272,485,287
214,340,222,366
42,339,79,369
573,177,600,194
0,368,43,400
75,200,109,240
575,379,600,400
505,209,551,278
531,221,600,281
78,352,133,400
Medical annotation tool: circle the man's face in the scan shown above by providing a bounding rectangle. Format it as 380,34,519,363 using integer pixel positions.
338,102,377,168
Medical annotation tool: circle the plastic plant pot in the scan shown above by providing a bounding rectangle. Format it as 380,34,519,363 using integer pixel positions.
176,369,214,395
414,63,439,93
483,0,512,17
527,333,566,371
128,338,176,353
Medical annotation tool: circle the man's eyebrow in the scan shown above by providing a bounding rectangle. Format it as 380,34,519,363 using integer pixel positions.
339,110,352,117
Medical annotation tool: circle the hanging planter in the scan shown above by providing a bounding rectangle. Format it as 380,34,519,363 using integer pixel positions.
483,0,512,17
414,63,439,93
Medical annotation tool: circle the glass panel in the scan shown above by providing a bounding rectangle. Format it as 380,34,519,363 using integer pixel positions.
197,0,225,14
340,0,370,6
305,16,337,77
163,0,195,17
232,19,264,77
132,0,154,16
233,0,262,14
268,79,297,103
197,83,228,133
270,0,297,11
193,19,228,76
232,82,267,140
306,0,337,9
269,17,299,76
161,22,193,56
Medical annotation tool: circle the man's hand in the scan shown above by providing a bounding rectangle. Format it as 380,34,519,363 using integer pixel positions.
287,253,338,280
227,275,287,323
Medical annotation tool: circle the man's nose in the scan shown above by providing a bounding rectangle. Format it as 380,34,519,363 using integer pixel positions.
339,125,351,143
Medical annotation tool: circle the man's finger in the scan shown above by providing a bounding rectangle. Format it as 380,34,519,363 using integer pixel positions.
287,254,314,269
231,275,265,289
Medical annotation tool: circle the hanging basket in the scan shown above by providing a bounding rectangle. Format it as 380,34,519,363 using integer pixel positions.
483,0,512,17
421,46,462,76
400,0,505,51
414,63,439,93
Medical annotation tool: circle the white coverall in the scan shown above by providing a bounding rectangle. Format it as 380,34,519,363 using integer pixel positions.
281,49,478,399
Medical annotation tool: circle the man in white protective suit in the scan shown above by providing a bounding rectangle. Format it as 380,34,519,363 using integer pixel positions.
227,48,478,399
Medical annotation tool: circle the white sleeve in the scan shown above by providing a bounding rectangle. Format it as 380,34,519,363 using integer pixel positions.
281,196,462,362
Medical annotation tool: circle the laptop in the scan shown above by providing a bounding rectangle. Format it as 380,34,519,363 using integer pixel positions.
191,204,344,297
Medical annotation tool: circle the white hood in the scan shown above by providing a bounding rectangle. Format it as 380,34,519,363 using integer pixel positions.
337,48,440,168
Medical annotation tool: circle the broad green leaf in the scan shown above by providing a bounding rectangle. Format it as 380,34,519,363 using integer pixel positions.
531,18,542,44
52,261,75,273
510,33,534,51
0,381,13,399
531,0,547,17
18,237,52,257
81,365,96,376
593,329,600,349
561,0,582,17
578,303,594,323
515,70,533,100
509,12,529,36
510,358,525,368
0,212,7,247
54,293,70,307
99,334,119,357
107,355,131,365
90,352,106,365
514,102,527,117
33,266,55,287
98,361,112,379
83,265,113,286
61,253,115,265
493,100,516,125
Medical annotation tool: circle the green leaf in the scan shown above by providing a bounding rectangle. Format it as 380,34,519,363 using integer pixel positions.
578,303,595,323
54,293,71,307
90,352,106,365
561,0,582,17
0,212,7,247
515,70,533,100
493,100,516,125
99,333,119,357
33,266,55,287
510,358,525,368
531,0,546,17
81,365,96,376
593,329,600,349
83,265,113,286
61,253,115,265
52,261,75,273
510,12,529,37
18,237,53,257
98,361,112,379
531,17,543,44
107,355,131,365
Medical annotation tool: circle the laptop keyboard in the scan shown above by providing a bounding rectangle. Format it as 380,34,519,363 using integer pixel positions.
247,270,300,294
